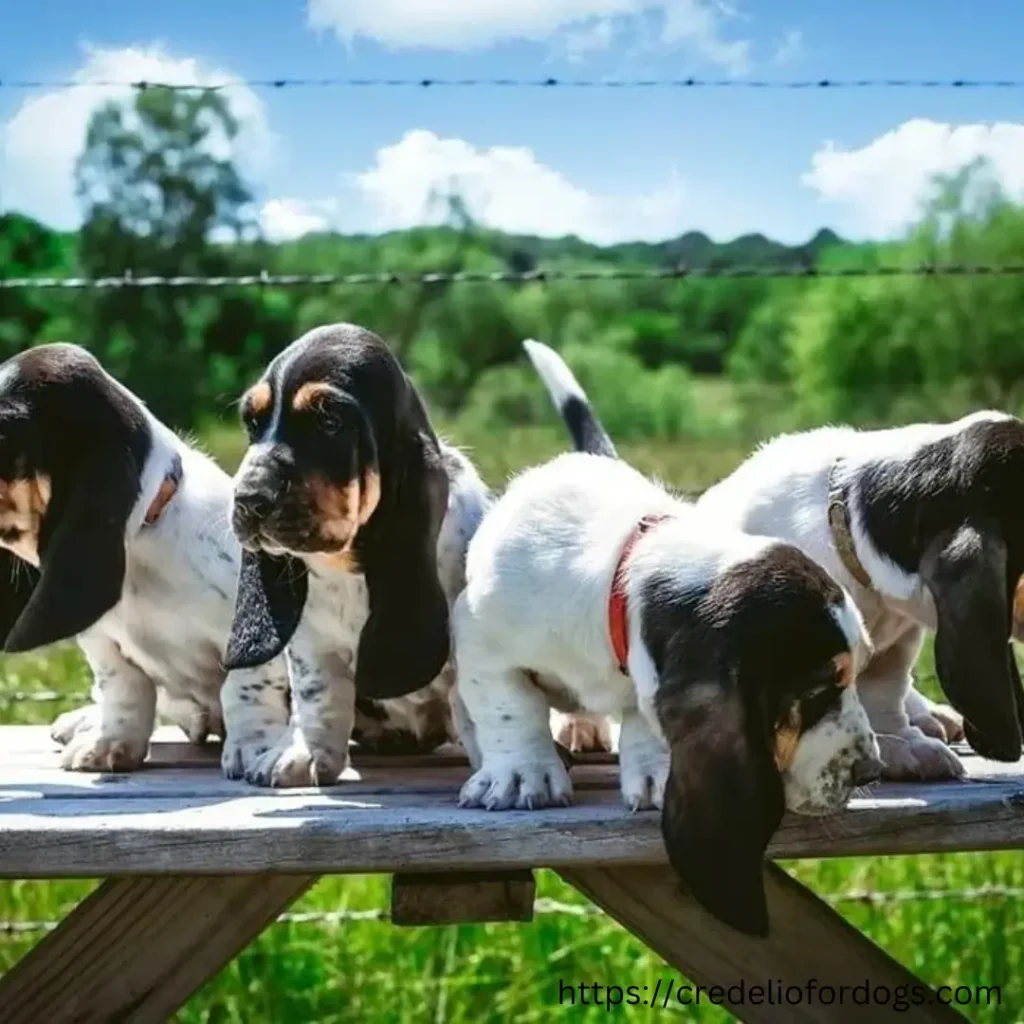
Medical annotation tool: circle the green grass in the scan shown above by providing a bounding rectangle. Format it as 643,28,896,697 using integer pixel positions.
1,424,1022,1023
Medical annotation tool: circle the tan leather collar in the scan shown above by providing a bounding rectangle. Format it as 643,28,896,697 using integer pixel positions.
144,453,183,527
826,460,873,590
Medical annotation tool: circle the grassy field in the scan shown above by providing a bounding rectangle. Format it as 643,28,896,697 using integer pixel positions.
1,421,1022,1023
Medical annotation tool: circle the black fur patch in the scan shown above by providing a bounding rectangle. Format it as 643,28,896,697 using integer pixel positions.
0,344,152,651
560,395,617,458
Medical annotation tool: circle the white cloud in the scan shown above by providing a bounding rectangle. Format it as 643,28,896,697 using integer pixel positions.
772,28,803,66
2,45,275,230
259,198,338,241
336,128,685,243
802,119,1024,236
307,0,750,71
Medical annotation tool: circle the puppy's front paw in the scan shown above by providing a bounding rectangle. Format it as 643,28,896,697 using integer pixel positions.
877,728,965,781
245,729,350,788
61,732,148,773
619,751,669,811
50,705,100,746
552,711,616,754
221,726,282,781
459,753,573,810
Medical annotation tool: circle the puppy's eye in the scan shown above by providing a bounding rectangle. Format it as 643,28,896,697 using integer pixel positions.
799,683,842,729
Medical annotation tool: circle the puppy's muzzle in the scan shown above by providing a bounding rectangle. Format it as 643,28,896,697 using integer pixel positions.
231,472,282,547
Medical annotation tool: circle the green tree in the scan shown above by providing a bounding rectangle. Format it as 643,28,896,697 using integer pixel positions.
74,86,258,424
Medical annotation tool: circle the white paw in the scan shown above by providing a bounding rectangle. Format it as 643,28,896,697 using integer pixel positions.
552,711,616,754
244,729,351,788
459,753,573,810
877,728,966,781
619,751,669,810
221,725,285,781
61,732,148,773
50,705,100,746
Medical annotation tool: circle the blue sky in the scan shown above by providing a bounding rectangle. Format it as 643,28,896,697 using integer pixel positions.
3,1,1024,244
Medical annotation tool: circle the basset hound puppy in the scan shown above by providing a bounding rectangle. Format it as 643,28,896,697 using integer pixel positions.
0,342,287,772
525,339,1024,781
224,322,494,785
452,448,880,936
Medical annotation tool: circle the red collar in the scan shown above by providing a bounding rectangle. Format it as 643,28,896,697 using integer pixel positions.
608,513,672,674
143,454,183,527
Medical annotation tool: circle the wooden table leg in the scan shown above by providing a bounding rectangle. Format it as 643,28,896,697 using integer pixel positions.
0,874,316,1023
560,864,968,1023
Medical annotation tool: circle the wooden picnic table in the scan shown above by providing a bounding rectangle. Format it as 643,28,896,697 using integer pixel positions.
0,725,1021,1023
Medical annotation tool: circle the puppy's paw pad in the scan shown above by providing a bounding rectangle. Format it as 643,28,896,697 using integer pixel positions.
459,757,573,811
553,712,615,754
61,734,148,773
50,706,99,746
877,730,965,781
619,759,669,811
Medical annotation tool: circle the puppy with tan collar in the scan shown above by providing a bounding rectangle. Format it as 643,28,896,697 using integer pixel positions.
526,339,1024,781
0,343,291,772
453,449,880,936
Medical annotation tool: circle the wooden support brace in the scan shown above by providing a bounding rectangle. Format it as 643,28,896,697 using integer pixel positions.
560,864,967,1024
0,873,316,1024
391,870,535,926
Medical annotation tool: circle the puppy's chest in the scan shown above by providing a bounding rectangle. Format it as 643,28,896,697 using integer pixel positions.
105,546,232,693
304,570,369,654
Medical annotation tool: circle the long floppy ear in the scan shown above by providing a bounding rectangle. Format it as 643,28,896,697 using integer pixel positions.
920,520,1023,762
224,549,308,670
4,449,140,652
0,548,40,648
355,432,451,699
655,673,783,937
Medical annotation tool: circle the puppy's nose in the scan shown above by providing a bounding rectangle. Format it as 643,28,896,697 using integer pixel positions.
851,753,883,787
232,479,278,527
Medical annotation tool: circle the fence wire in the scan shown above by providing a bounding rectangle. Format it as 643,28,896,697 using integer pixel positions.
4,264,1024,293
2,889,1022,938
3,77,1024,93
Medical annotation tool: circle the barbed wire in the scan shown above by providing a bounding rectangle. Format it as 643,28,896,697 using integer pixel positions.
2,77,1024,93
2,888,1021,938
4,264,1024,293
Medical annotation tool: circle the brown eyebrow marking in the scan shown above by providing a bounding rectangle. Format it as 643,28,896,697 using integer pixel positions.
244,381,272,417
833,651,854,689
293,381,337,412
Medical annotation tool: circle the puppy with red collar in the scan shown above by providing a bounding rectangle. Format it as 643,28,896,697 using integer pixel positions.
453,449,880,936
525,340,1024,781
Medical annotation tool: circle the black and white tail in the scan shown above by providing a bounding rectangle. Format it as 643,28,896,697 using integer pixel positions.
522,339,617,458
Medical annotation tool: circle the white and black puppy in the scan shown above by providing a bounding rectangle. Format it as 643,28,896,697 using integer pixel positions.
454,449,880,936
526,340,1024,780
224,323,492,786
0,342,290,772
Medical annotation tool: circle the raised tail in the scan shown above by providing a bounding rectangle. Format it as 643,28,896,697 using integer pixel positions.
521,339,617,458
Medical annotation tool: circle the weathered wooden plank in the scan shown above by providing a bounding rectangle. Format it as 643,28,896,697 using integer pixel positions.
0,873,315,1024
560,865,966,1023
391,870,535,925
0,765,1022,877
